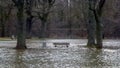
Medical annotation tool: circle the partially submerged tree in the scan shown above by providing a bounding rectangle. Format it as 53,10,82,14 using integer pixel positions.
12,0,27,49
94,0,106,48
87,0,96,47
87,0,106,49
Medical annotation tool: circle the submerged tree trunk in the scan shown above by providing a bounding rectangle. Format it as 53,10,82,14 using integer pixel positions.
94,10,103,48
16,0,27,49
94,0,106,48
87,9,96,47
96,20,103,48
87,0,96,47
87,0,105,49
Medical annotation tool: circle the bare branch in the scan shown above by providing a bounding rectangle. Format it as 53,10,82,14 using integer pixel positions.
95,0,106,11
95,0,106,15
12,0,18,5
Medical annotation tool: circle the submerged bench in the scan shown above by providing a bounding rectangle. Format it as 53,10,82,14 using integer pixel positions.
53,43,69,47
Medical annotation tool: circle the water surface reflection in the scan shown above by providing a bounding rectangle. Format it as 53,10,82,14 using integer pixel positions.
0,39,119,67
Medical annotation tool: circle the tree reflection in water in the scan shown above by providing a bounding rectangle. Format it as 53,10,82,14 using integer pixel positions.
84,48,105,67
14,50,27,68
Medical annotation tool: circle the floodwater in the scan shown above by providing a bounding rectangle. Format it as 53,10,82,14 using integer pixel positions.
0,39,120,68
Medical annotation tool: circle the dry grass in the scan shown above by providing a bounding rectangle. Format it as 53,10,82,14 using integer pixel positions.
0,37,12,41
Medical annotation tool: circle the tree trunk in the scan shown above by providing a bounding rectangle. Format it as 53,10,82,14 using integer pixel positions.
96,20,103,48
26,15,33,39
16,0,27,49
93,0,106,49
87,1,96,47
1,23,5,37
39,20,47,38
94,11,103,48
87,0,105,48
67,20,72,38
0,11,6,37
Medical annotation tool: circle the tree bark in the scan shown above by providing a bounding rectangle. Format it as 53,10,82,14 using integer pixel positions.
16,0,27,49
87,0,105,49
0,9,6,37
1,18,5,37
94,10,103,48
94,0,106,48
87,0,96,47
96,20,103,48
87,10,96,47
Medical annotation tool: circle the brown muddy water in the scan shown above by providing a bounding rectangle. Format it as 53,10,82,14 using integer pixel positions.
0,39,120,68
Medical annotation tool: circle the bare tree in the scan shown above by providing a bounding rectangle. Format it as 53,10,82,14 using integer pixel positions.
34,0,55,38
